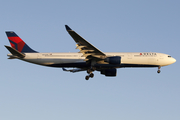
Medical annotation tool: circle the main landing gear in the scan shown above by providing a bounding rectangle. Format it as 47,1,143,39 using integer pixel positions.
85,73,94,80
157,66,161,73
85,68,95,80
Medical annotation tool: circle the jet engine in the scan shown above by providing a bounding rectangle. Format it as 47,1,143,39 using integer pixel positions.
104,56,121,65
101,68,117,76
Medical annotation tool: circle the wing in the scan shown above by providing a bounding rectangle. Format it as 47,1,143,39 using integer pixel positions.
65,25,106,62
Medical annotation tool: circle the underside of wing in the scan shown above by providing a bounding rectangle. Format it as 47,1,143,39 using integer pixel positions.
65,25,106,62
62,67,87,73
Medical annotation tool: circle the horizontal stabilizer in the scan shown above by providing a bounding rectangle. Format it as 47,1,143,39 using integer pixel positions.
5,45,25,58
8,56,19,59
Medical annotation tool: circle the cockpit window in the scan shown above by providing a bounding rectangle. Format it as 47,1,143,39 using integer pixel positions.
168,56,171,57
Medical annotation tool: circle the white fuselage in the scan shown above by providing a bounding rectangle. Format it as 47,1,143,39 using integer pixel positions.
9,52,176,68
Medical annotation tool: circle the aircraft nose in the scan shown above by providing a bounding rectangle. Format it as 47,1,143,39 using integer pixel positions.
172,58,176,63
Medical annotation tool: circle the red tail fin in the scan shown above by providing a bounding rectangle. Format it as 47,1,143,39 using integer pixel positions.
6,31,37,53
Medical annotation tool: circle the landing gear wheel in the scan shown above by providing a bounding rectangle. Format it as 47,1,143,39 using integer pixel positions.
89,73,94,78
157,66,161,74
85,76,89,80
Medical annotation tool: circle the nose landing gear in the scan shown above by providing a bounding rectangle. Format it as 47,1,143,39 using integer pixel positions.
157,66,161,73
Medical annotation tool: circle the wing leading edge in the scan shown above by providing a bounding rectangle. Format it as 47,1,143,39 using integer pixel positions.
65,25,106,62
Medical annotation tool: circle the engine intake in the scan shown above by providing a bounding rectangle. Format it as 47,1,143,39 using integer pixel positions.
104,56,121,65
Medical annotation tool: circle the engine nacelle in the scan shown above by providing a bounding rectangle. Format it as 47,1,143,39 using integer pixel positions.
104,56,121,65
101,68,117,76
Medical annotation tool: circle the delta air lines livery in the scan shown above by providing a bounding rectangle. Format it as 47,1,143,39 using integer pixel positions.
5,25,176,80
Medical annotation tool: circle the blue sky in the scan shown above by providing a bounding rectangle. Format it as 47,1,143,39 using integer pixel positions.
0,0,179,120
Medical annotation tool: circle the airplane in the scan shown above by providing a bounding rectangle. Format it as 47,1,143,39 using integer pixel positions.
5,25,176,80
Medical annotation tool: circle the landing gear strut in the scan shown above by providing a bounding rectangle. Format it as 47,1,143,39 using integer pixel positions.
89,73,94,78
157,66,161,73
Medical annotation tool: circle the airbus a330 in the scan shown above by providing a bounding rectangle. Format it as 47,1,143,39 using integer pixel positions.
5,25,176,80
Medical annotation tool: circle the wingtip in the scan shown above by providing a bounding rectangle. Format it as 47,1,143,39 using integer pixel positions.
62,67,67,71
65,25,72,31
4,45,11,48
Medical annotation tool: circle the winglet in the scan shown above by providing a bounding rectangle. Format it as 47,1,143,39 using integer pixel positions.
65,25,72,31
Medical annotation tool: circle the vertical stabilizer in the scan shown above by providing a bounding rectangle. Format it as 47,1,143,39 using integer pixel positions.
5,31,37,53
